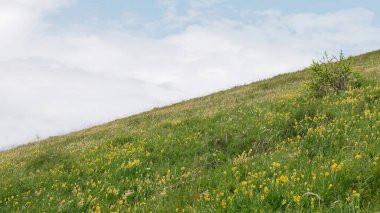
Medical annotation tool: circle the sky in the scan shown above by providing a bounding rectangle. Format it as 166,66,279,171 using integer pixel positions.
1,0,380,150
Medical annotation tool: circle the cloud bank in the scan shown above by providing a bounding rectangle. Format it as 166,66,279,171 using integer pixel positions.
1,0,380,149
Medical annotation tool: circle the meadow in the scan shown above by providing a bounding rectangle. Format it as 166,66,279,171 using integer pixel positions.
0,50,379,212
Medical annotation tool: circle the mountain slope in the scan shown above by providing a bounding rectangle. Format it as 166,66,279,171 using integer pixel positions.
1,50,379,212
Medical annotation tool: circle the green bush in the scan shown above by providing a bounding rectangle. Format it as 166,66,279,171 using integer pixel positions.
309,51,361,97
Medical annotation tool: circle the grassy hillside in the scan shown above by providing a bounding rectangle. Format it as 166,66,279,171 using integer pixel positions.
1,50,379,212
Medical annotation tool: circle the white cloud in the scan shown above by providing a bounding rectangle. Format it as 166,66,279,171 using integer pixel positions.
1,2,380,150
0,0,70,34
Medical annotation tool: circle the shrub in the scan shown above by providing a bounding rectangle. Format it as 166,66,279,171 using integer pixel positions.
309,51,361,97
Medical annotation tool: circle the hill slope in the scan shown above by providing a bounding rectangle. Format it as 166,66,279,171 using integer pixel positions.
1,50,380,212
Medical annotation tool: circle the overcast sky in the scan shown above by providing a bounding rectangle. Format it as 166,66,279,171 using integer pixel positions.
1,0,380,150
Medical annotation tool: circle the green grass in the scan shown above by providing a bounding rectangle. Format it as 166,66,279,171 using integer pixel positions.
1,50,379,212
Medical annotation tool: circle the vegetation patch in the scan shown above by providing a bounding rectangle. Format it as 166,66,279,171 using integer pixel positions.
309,52,362,97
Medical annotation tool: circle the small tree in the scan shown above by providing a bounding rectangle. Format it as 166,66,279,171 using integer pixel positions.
309,51,361,97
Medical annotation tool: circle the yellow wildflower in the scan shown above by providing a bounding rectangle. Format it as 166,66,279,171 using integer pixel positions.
272,162,281,168
281,199,287,205
293,195,301,205
95,205,101,213
331,162,343,172
352,190,360,198
279,175,288,183
264,187,269,194
221,199,227,209
203,191,210,201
